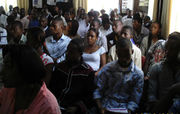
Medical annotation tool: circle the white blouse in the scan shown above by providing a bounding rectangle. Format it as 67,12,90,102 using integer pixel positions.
82,47,106,71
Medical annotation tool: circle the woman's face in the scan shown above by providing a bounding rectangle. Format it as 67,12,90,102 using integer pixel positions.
151,23,160,35
87,30,97,46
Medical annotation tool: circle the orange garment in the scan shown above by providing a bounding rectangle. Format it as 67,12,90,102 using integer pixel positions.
0,82,61,114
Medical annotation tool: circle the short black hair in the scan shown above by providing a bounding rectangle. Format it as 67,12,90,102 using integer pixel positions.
121,25,133,35
68,38,85,53
101,14,109,20
68,20,79,36
12,21,23,29
40,15,48,21
7,15,16,25
52,17,63,24
26,27,45,50
2,45,46,85
133,13,142,25
144,16,150,21
92,18,101,25
102,18,110,25
88,28,99,37
116,37,132,50
166,32,180,50
88,11,94,17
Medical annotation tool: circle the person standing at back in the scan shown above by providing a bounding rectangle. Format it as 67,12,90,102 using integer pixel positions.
132,13,149,47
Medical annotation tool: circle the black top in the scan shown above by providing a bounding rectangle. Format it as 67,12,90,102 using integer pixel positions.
106,32,119,50
49,61,96,112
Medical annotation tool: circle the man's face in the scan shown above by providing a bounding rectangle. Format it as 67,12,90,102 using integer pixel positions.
50,21,62,36
112,21,123,34
90,21,100,31
40,18,48,28
11,26,23,43
133,20,141,30
103,23,110,30
55,6,59,14
121,29,132,40
116,46,132,68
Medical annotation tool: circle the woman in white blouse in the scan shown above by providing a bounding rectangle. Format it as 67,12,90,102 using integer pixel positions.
83,28,106,75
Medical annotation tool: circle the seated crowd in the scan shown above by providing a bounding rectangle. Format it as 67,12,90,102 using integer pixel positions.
0,4,180,114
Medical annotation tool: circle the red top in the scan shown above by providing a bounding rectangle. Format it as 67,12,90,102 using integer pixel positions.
0,82,61,114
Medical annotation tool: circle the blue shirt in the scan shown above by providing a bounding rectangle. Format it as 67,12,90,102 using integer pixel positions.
28,20,39,28
94,61,144,112
45,34,71,63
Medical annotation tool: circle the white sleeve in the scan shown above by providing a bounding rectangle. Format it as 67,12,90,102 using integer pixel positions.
41,54,54,66
134,47,142,70
108,46,117,63
99,47,106,55
101,35,108,52
140,36,148,56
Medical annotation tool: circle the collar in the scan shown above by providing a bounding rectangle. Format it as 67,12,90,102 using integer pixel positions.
102,25,112,31
50,34,65,43
19,34,27,44
44,26,48,31
130,38,135,45
115,60,134,73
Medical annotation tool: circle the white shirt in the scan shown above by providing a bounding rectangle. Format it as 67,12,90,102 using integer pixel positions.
99,25,113,37
0,27,7,45
122,15,128,23
44,26,49,32
15,14,21,21
77,19,90,38
0,14,7,28
7,10,13,16
20,15,30,29
108,42,142,69
96,31,108,52
45,34,71,63
123,18,132,27
82,47,106,71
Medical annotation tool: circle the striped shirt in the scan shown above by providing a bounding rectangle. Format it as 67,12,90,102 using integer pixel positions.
45,34,71,63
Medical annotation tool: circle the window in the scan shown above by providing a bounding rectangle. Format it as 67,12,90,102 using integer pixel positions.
88,0,119,14
0,0,17,12
169,0,180,34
